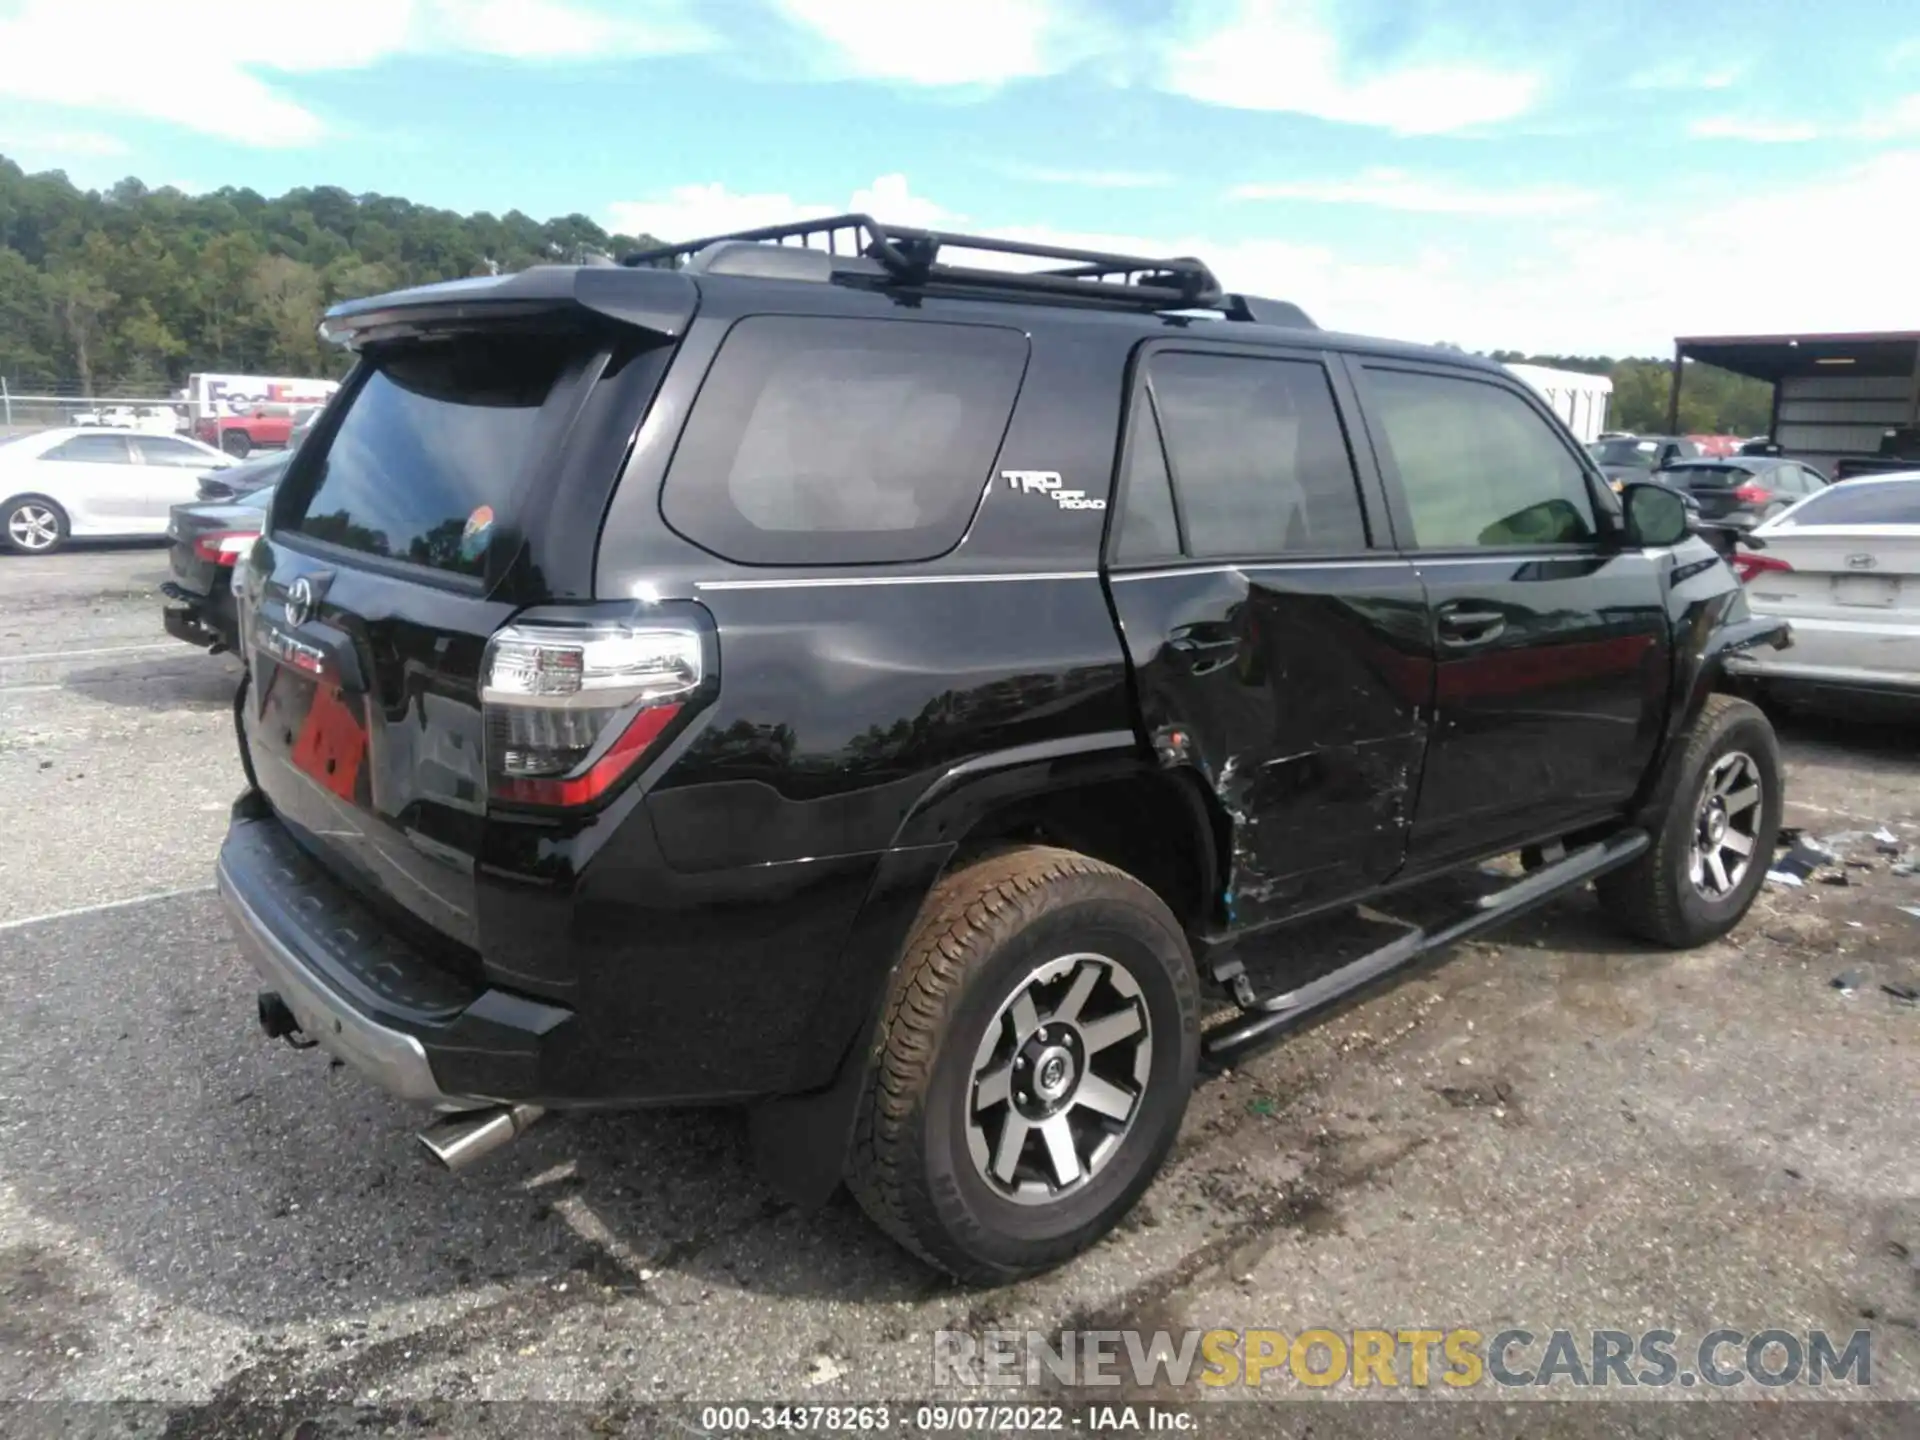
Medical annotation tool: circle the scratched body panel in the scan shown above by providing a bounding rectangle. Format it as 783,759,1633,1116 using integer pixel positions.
1107,560,1432,928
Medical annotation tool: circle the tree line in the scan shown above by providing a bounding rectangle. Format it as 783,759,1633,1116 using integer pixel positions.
0,155,659,396
1486,350,1772,437
0,155,1774,435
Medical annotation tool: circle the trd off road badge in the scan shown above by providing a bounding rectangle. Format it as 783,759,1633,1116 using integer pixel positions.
1002,469,1106,512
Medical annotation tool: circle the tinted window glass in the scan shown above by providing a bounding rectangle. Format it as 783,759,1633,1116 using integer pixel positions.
290,333,581,578
1781,479,1920,526
44,434,130,464
1367,369,1598,548
133,436,212,467
1115,395,1180,560
1148,352,1366,557
664,317,1028,566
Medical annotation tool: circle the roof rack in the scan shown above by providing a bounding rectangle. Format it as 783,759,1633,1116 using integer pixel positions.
620,213,1227,311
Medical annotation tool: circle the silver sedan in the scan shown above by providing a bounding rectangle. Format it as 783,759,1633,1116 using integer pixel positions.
1724,471,1920,701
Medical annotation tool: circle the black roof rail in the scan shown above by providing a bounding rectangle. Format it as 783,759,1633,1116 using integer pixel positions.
620,213,1228,311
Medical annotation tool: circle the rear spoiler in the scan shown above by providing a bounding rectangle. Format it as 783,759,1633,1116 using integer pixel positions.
319,265,699,350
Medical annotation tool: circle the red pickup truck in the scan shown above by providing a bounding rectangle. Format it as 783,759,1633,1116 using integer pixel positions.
196,403,317,458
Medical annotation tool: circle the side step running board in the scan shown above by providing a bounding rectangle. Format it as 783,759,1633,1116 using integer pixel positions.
1201,829,1649,1070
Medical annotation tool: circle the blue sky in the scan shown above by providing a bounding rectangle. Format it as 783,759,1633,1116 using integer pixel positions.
1,0,1915,354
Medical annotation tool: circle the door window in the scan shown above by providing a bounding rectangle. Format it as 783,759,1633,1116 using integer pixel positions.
1365,368,1599,548
1145,352,1367,557
43,434,132,464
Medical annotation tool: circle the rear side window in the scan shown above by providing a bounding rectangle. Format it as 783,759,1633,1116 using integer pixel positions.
1114,394,1180,561
1366,368,1597,548
1782,479,1920,526
44,434,131,464
1146,352,1368,557
289,333,583,578
663,316,1028,566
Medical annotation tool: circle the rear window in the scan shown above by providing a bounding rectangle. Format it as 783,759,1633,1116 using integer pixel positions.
1780,480,1920,527
289,334,582,578
662,316,1028,566
1665,464,1746,485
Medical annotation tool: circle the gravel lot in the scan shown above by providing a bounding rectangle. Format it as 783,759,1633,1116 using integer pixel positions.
1,546,1916,1427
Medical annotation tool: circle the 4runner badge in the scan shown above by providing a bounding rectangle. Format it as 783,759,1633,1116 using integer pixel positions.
1002,469,1106,512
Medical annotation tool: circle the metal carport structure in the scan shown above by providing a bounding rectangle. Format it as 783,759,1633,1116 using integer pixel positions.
1668,331,1920,472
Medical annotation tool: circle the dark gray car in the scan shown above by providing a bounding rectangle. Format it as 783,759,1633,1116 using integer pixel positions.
1655,457,1829,530
161,485,272,652
1590,435,1701,489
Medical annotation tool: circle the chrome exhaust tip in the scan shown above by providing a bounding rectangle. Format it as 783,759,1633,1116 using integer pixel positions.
417,1103,545,1171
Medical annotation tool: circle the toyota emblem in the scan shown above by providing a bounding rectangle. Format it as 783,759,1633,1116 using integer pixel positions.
285,576,316,628
1845,553,1878,571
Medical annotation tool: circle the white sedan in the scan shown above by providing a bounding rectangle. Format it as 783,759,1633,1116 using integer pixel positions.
1,428,233,555
1725,471,1920,701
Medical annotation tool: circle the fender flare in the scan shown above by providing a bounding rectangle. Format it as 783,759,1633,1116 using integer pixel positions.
1631,611,1790,821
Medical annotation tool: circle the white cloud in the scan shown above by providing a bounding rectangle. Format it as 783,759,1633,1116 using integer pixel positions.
1232,167,1597,216
1691,95,1920,143
768,0,1080,86
0,0,714,147
0,129,131,159
607,174,956,242
609,151,1920,357
1627,60,1742,91
1162,0,1541,134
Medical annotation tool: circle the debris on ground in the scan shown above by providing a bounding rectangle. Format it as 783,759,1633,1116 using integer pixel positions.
1883,977,1920,1005
1831,970,1865,996
1874,827,1901,852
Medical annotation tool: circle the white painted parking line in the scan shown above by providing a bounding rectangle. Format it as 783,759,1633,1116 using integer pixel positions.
0,641,179,664
0,883,216,933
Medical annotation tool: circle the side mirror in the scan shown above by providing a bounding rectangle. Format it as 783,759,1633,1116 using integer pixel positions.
1620,481,1689,547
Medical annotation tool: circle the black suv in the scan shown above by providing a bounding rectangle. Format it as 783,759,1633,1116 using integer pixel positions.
218,215,1791,1283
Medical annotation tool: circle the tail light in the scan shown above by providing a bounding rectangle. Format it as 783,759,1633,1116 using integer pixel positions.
1731,484,1772,505
192,530,260,566
481,621,704,808
1732,553,1792,584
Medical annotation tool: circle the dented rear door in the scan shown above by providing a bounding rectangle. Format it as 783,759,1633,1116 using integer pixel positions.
1103,342,1430,930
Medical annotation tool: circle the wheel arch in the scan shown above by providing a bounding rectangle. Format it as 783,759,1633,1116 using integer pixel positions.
749,738,1228,1206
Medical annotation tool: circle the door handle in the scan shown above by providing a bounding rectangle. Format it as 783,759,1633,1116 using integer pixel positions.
1436,606,1507,646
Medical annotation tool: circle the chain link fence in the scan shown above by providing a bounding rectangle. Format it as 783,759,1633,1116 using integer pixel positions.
1,380,189,440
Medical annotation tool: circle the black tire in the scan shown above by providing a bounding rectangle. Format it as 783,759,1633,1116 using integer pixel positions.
846,846,1199,1283
1598,694,1783,947
220,431,252,458
3,495,70,555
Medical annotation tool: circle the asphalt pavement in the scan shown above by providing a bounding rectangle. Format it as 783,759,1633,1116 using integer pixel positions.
1,544,1915,1428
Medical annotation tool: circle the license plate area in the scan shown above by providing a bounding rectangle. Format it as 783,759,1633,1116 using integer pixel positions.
1831,575,1896,608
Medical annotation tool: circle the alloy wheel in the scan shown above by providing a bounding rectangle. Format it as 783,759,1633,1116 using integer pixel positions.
965,952,1152,1206
7,504,59,552
1690,751,1763,901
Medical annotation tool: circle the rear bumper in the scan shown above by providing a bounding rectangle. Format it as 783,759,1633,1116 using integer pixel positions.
1724,613,1920,693
219,855,462,1106
218,801,574,1109
161,580,234,650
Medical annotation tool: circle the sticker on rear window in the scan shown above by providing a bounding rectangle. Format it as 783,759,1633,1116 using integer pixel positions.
460,505,496,563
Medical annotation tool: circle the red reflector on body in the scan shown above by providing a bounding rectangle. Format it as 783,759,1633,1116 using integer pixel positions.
490,703,683,807
1732,553,1792,584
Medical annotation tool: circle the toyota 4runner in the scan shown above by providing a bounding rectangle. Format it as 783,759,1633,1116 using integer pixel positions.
218,215,1792,1283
